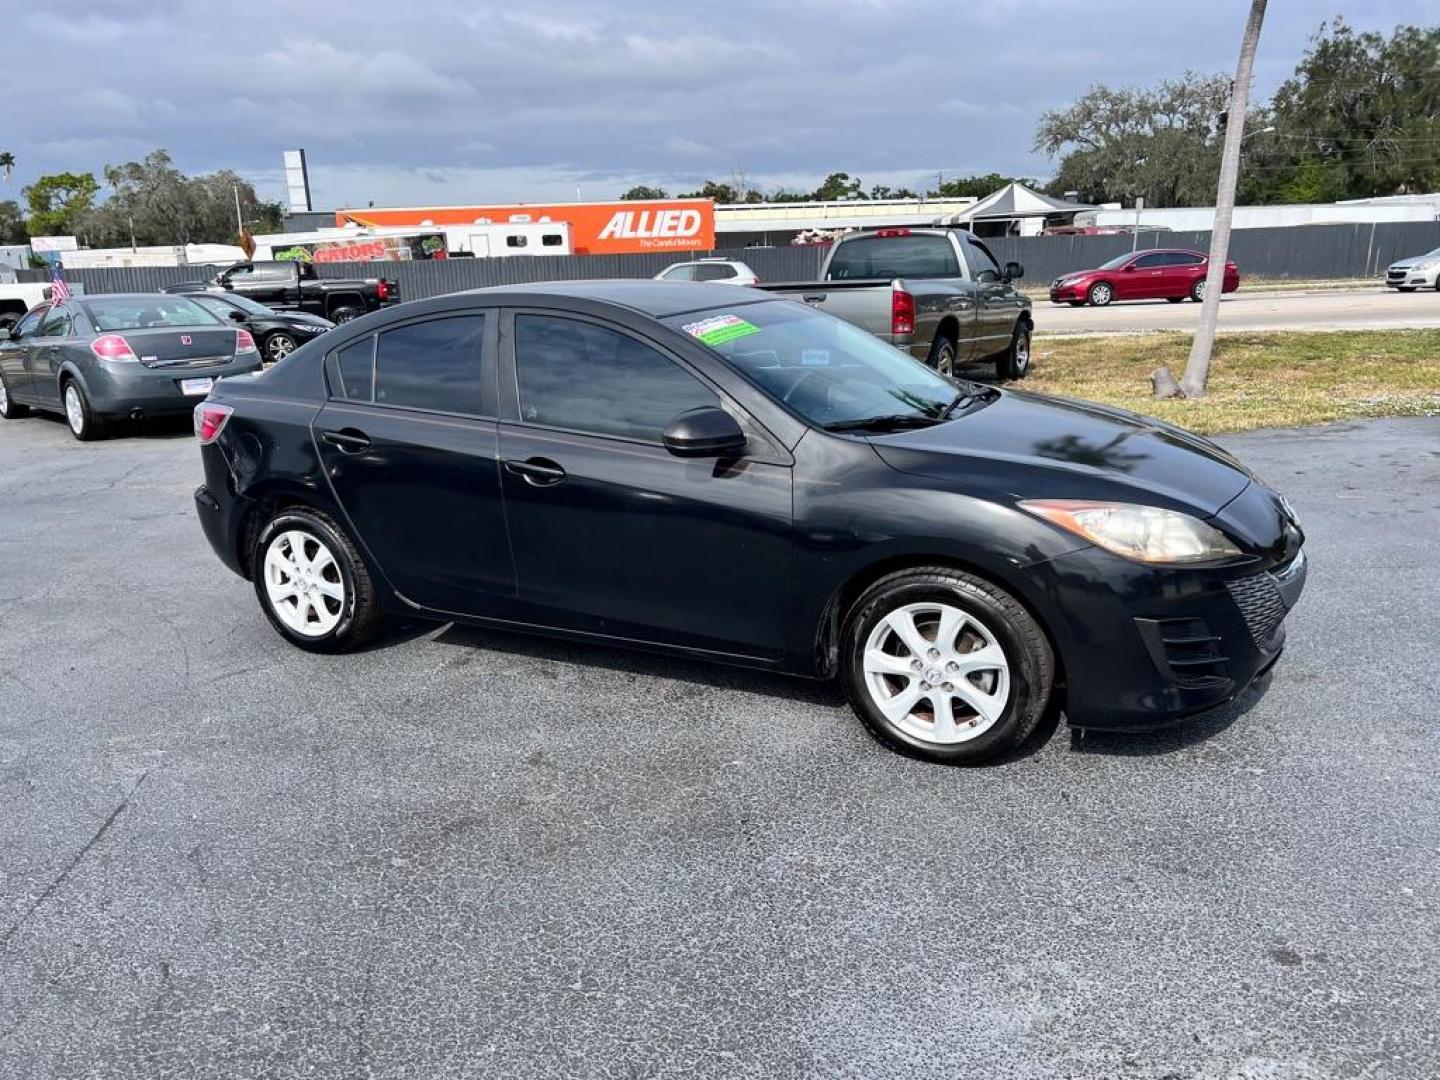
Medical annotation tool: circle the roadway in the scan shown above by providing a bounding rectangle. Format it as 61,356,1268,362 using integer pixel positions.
1036,285,1440,335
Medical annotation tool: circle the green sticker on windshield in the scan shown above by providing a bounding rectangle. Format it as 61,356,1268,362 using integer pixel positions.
682,314,761,347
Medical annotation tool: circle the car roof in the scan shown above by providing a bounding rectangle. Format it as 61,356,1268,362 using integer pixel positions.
472,279,772,318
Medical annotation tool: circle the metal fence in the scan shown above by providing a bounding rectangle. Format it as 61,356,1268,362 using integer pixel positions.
18,221,1440,298
17,247,827,300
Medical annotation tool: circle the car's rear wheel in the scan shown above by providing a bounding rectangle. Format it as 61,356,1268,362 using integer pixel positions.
0,377,30,420
996,323,1032,380
1087,282,1113,306
253,507,382,653
842,567,1054,765
264,332,298,364
329,306,364,324
62,380,103,441
926,333,957,376
1190,279,1207,302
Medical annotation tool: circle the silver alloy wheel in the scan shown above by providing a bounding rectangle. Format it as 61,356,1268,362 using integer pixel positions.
0,379,8,414
936,340,955,376
263,529,346,637
1090,283,1112,306
265,333,297,362
862,601,1011,745
64,385,85,435
1193,280,1207,300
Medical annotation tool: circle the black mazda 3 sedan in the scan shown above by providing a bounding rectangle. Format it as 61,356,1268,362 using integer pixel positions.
192,281,1306,765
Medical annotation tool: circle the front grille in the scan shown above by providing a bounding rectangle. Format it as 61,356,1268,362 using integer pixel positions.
1387,268,1409,281
1227,572,1287,647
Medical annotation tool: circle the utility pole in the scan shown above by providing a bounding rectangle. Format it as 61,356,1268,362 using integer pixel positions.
1131,196,1144,253
1160,0,1267,399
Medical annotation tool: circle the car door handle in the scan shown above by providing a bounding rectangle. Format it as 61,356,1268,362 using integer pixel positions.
504,457,567,486
320,428,371,453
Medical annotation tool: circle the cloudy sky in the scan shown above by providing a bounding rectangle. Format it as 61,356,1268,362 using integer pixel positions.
4,1,1431,212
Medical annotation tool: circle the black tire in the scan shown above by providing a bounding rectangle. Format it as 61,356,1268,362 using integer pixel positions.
252,507,383,653
996,322,1032,380
841,567,1055,766
61,378,104,441
1086,282,1113,307
329,306,364,324
263,332,298,364
0,376,30,420
1395,286,1416,293
1067,301,1085,308
1189,279,1207,302
1166,296,1184,304
926,333,958,376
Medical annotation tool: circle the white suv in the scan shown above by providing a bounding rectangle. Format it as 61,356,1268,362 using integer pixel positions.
655,258,759,286
1385,247,1440,291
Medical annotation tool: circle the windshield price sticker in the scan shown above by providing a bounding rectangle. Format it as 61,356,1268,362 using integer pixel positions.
682,314,761,347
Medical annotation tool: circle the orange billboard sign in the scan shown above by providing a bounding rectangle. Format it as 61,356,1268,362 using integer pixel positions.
336,199,715,256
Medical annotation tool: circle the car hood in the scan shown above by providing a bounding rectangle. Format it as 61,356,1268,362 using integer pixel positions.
870,389,1253,515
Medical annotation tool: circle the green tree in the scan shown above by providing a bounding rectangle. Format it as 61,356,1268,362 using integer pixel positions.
677,179,740,203
1268,19,1440,198
85,150,280,246
23,171,100,236
0,200,26,244
621,184,668,200
810,171,867,200
1034,72,1232,205
930,173,1036,199
870,183,918,200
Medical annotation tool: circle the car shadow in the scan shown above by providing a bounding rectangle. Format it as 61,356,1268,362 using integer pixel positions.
1066,668,1274,757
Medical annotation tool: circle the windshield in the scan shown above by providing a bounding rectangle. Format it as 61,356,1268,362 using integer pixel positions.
664,301,972,428
83,296,222,331
195,293,275,317
1097,253,1133,270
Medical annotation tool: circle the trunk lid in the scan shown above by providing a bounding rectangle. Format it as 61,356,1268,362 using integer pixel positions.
122,327,240,370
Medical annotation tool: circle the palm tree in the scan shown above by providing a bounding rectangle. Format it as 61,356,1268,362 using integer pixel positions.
0,151,13,184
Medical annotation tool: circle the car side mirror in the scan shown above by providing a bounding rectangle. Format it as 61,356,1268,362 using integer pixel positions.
662,406,747,458
227,309,247,323
1004,261,1024,282
1121,264,1137,272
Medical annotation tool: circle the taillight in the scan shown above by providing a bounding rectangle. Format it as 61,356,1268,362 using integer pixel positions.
377,280,390,300
235,329,259,356
891,288,916,337
875,228,912,238
90,334,138,362
194,402,233,444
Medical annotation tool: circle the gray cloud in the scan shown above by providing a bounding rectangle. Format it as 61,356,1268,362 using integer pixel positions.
4,0,1428,209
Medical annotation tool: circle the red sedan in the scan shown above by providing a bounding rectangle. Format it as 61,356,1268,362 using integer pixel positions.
1049,249,1240,307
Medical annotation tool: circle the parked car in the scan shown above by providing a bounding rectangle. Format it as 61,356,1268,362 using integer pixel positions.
192,280,1306,766
164,260,399,323
1049,249,1240,307
760,228,1033,380
655,258,760,285
1384,247,1440,291
186,291,335,364
0,293,262,440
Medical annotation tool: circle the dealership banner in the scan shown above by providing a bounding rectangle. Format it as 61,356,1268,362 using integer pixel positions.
274,234,448,263
336,200,716,255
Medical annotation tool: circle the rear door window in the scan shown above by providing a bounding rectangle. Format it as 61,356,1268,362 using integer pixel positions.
827,235,961,280
693,264,737,281
38,306,72,337
374,315,486,414
329,335,376,401
513,314,717,442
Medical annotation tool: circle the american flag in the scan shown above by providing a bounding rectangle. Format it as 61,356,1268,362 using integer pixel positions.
49,264,71,302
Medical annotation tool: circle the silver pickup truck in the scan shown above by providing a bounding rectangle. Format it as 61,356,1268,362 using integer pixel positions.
761,228,1034,379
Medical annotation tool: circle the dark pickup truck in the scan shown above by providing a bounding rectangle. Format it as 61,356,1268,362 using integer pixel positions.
164,261,399,323
761,228,1033,379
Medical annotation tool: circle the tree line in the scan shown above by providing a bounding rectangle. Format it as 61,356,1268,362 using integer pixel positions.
626,18,1437,209
0,150,281,252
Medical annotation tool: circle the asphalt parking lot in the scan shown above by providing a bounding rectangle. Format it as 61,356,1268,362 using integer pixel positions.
2,411,1437,1079
1038,286,1440,335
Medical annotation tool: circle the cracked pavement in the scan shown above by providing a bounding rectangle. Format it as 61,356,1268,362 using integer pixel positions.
1,411,1437,1079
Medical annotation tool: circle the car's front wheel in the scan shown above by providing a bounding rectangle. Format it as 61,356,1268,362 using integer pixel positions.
264,332,298,364
252,507,383,653
1086,282,1113,306
842,567,1054,765
0,376,30,420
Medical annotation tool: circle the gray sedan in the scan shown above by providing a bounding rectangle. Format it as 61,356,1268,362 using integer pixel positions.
0,293,263,440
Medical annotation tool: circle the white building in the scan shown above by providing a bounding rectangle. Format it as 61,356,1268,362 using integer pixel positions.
1076,192,1440,233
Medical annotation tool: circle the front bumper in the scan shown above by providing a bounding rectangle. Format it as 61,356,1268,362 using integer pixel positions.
1049,281,1085,302
1386,266,1437,288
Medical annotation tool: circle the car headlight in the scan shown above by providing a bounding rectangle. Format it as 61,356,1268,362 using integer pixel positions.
1020,499,1242,563
1413,260,1438,272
